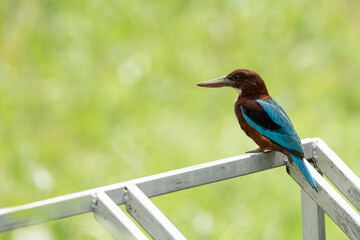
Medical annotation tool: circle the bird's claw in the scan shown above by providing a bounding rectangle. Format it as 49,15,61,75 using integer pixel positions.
246,148,265,154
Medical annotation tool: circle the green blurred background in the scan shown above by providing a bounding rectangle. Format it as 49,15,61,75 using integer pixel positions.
1,0,360,239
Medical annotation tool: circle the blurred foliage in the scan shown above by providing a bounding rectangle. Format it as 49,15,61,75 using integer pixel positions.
1,0,360,239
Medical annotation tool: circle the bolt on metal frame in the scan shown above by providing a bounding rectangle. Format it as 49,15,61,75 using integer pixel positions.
0,138,360,239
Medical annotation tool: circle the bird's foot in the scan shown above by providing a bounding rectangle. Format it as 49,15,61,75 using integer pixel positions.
246,148,265,154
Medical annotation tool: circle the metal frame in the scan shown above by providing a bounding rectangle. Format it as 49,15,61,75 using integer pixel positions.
0,138,360,239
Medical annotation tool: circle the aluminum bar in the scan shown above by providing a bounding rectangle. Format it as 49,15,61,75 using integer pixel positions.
125,184,186,240
93,191,148,240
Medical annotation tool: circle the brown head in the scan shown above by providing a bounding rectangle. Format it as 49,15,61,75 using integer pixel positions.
197,69,269,98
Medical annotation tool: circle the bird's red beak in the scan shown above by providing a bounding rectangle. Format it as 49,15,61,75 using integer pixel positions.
197,76,232,88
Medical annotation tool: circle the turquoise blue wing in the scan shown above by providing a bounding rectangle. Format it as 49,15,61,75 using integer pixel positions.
241,98,303,154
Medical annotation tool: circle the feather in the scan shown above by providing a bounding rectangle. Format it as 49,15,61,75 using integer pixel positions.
288,152,319,192
241,99,303,154
241,98,318,191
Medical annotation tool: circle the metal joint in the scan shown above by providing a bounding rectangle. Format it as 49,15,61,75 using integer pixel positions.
309,140,323,174
312,140,319,161
91,193,99,210
124,186,130,205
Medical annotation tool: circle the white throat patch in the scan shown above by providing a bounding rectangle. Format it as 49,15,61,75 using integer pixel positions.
235,88,242,95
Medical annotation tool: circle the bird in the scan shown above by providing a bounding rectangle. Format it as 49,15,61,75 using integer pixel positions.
197,69,318,192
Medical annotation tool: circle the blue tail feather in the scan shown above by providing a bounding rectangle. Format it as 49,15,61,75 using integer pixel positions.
288,153,319,192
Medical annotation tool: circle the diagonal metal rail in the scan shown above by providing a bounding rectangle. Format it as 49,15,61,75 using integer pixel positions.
93,191,148,240
0,138,359,240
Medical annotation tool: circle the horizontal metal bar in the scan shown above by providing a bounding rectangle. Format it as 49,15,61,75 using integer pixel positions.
287,159,360,239
313,138,360,212
0,193,93,232
125,184,186,240
93,191,148,240
0,146,289,232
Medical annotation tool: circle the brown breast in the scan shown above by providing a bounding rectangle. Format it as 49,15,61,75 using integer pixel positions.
234,96,276,151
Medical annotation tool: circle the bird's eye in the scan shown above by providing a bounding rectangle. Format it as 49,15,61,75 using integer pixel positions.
233,74,240,81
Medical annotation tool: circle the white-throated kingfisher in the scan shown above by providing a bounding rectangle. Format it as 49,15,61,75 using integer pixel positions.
197,69,318,192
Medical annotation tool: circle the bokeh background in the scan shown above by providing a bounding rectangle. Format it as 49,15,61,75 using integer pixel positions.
1,0,360,239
